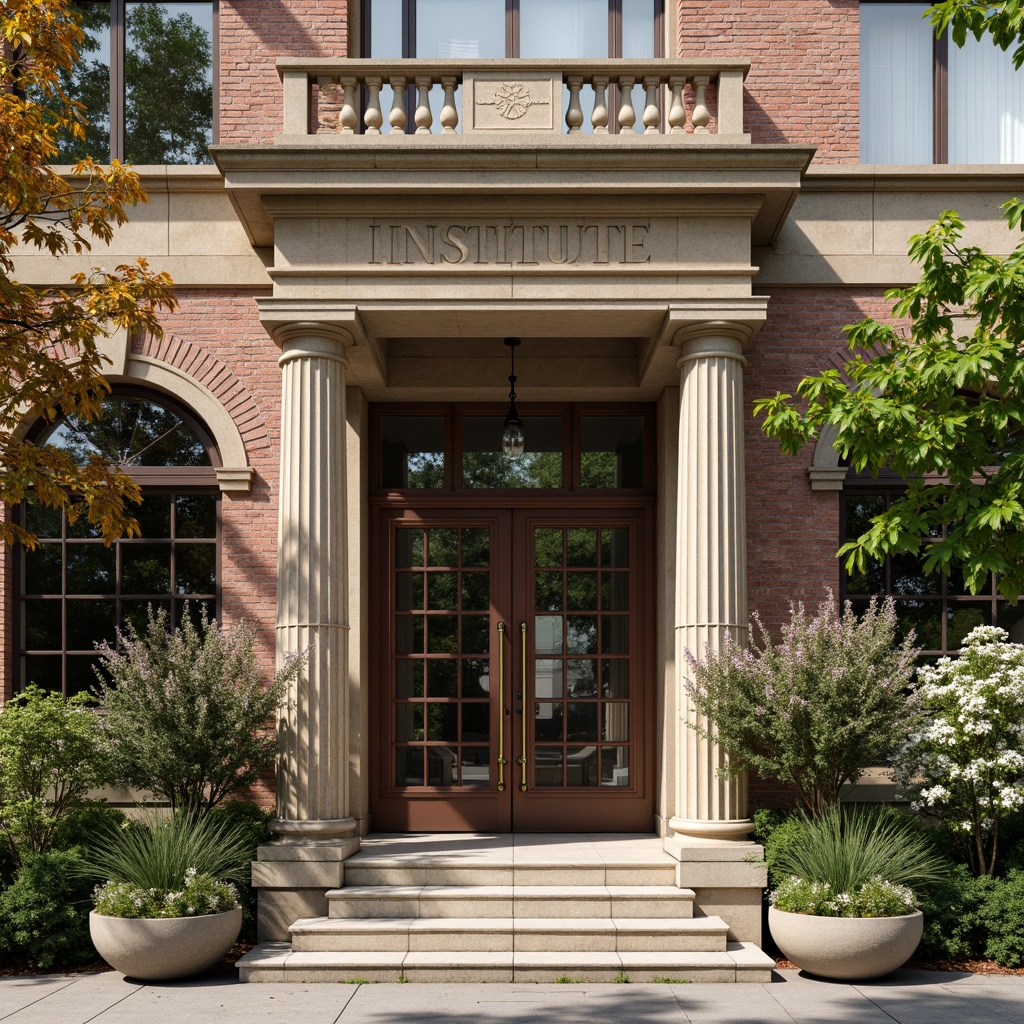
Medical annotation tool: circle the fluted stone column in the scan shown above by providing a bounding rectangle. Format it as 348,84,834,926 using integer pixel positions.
271,323,356,842
670,324,754,844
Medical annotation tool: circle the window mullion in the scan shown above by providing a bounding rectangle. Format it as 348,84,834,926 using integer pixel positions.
935,28,949,163
110,0,126,162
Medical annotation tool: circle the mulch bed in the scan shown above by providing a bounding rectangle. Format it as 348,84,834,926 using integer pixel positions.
774,956,1024,977
0,941,258,978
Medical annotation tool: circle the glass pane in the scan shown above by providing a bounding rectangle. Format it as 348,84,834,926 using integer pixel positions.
461,572,489,611
66,654,103,697
622,0,656,58
947,603,991,650
535,616,563,655
997,602,1024,644
370,0,404,58
21,654,62,693
23,545,63,595
535,747,563,787
461,616,490,655
428,616,458,654
396,747,425,786
427,659,458,697
396,572,424,611
396,660,424,697
380,416,446,488
462,417,563,488
460,751,490,787
601,747,629,787
534,702,563,741
535,659,564,699
428,528,458,567
395,616,424,654
428,572,459,610
520,0,607,58
396,702,424,741
52,3,110,162
846,557,885,595
22,601,62,650
602,660,629,698
845,495,886,539
567,659,597,697
175,494,216,538
602,703,629,742
24,505,62,539
891,552,939,596
125,3,214,164
122,598,170,635
461,702,490,740
67,545,116,594
427,703,458,742
567,616,598,654
567,744,600,786
566,572,598,610
462,528,490,567
535,572,563,612
892,599,942,650
462,659,491,698
601,616,629,654
567,703,598,741
66,599,116,650
417,0,504,58
397,529,425,568
860,3,933,163
122,544,171,594
534,528,563,567
176,544,216,594
427,747,458,785
601,572,629,611
601,528,630,567
136,496,172,538
567,529,597,567
950,32,1024,162
580,417,645,488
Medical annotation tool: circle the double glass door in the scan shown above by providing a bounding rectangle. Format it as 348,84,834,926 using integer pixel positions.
372,507,652,832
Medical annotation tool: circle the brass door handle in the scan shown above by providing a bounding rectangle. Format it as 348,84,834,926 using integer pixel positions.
496,622,507,792
518,621,528,792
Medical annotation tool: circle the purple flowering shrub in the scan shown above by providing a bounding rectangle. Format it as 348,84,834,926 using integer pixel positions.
686,592,919,817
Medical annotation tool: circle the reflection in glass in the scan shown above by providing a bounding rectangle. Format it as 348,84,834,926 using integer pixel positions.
395,616,424,654
462,660,490,698
601,616,629,654
122,545,171,594
427,747,458,785
566,572,598,610
567,616,598,654
428,659,458,698
534,572,562,612
137,497,172,538
461,572,489,611
998,602,1024,644
463,417,563,488
461,702,490,741
67,546,115,594
22,601,62,650
418,0,504,57
24,506,62,539
66,654,103,697
462,528,490,567
601,747,629,786
567,659,597,697
567,702,598,741
396,530,425,568
535,616,563,655
581,417,645,488
176,495,216,538
534,702,563,741
428,572,459,610
947,603,990,650
381,416,445,488
601,528,630,567
602,660,629,698
534,528,562,567
21,655,62,693
892,553,940,596
845,496,886,540
462,616,490,654
396,572,424,611
176,544,216,594
396,747,425,786
601,572,629,611
428,703,458,742
428,616,458,654
566,745,599,785
66,600,116,650
602,703,629,741
535,659,564,700
567,528,597,567
23,546,62,595
396,660,424,698
396,702,424,741
535,747,563,787
428,528,459,567
520,0,607,57
891,600,942,650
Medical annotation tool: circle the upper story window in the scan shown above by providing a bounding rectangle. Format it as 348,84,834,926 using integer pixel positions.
59,2,216,165
364,0,662,60
861,2,1024,163
17,393,221,696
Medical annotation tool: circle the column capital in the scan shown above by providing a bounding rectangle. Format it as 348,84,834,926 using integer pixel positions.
272,322,355,368
673,323,749,368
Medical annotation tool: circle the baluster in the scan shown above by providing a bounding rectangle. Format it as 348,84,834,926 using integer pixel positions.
364,76,383,135
642,75,661,134
668,75,686,134
389,75,407,133
617,74,636,133
338,76,358,134
566,75,584,133
440,75,459,133
591,75,609,134
414,76,433,134
692,75,711,134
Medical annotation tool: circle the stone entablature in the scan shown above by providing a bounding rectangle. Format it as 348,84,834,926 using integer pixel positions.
276,58,750,142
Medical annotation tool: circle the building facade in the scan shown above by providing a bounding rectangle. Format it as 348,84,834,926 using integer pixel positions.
7,0,1024,967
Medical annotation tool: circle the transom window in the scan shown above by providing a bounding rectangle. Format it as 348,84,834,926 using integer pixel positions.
375,406,653,492
860,2,1024,163
840,487,1024,657
16,393,221,696
58,2,216,164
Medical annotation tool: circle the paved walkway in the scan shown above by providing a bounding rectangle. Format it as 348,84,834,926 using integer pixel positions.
1,968,1022,1024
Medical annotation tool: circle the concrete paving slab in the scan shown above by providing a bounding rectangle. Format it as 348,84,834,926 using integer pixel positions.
0,972,143,1024
0,975,81,1018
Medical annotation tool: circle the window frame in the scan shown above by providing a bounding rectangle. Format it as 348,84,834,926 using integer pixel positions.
72,0,219,164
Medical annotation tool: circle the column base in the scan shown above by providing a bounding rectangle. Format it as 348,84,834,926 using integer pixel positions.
667,816,755,844
269,817,358,843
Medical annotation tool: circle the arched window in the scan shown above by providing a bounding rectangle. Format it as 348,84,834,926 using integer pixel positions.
16,392,221,696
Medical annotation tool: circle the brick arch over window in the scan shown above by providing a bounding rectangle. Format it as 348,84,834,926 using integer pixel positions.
807,423,848,492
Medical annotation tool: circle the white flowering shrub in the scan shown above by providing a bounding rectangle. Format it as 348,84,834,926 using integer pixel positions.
770,875,919,918
93,869,240,919
893,625,1024,876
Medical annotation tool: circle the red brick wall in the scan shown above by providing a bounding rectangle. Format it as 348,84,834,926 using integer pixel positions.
219,0,351,145
677,0,861,162
744,286,894,808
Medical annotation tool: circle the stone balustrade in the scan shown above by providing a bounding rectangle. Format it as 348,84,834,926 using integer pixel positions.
277,59,749,141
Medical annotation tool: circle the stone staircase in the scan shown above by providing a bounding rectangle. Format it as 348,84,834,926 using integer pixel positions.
238,835,774,983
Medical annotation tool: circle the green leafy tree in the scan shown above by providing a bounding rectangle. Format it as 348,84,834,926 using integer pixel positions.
754,203,1024,600
685,593,920,817
927,1,1024,67
1,0,176,547
0,685,109,867
95,608,306,816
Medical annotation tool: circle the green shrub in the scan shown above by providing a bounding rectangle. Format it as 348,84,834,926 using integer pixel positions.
754,808,810,889
686,594,919,816
0,849,94,969
979,870,1024,967
93,870,240,919
0,685,109,866
919,864,997,961
95,607,306,817
209,800,271,941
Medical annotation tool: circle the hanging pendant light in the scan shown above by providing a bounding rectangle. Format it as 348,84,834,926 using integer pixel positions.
502,337,525,459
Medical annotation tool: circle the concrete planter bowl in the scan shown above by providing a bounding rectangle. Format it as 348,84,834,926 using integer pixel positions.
89,908,242,981
768,907,923,981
